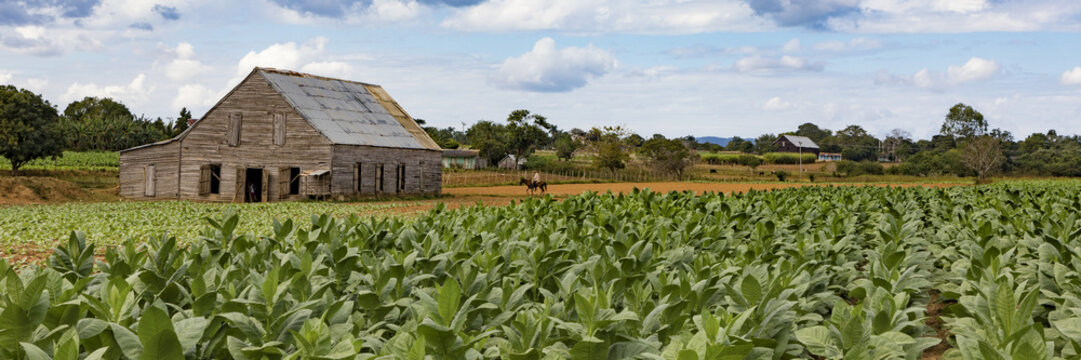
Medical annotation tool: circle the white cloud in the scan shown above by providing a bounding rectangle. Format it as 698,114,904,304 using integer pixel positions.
301,61,354,78
812,37,882,52
763,97,793,111
164,42,212,81
782,38,801,52
172,84,221,110
236,37,330,77
1061,67,1081,86
946,57,1000,84
443,0,766,34
733,55,823,73
0,70,11,84
877,57,1000,90
490,37,616,92
62,73,152,104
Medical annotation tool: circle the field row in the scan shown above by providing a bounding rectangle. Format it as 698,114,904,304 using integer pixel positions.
3,181,1081,359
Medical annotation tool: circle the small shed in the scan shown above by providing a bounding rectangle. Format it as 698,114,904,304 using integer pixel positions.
119,67,442,202
818,152,842,162
442,149,482,169
497,155,525,170
773,135,820,155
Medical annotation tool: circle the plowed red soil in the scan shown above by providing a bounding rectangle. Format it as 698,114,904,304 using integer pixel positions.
444,181,964,197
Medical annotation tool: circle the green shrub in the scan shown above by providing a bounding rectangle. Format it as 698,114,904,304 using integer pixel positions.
834,160,884,176
775,170,790,181
763,152,817,164
701,153,743,165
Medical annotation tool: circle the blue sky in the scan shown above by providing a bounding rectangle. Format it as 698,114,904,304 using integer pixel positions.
2,0,1081,139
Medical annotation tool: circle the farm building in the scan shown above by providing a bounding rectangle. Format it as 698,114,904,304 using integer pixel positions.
119,67,442,202
442,149,483,169
773,135,820,155
818,152,842,161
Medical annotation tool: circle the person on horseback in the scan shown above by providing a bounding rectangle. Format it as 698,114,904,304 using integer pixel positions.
532,171,540,186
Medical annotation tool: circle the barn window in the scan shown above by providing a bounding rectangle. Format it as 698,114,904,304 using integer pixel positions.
396,164,406,192
199,164,222,195
227,112,242,146
144,164,156,197
375,163,384,193
210,165,221,194
273,113,286,146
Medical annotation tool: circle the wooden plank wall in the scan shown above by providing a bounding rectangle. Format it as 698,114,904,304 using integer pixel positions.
118,141,180,199
176,71,333,202
331,146,442,196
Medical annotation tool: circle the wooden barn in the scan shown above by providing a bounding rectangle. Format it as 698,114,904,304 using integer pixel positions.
119,67,442,202
773,135,820,155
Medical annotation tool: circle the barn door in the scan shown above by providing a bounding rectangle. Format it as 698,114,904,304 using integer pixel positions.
234,167,246,203
144,164,156,197
261,169,269,202
279,168,290,200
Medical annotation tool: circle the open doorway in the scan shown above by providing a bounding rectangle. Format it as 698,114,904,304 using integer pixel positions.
244,168,263,202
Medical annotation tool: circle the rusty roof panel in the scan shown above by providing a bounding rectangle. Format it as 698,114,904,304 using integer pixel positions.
258,68,439,150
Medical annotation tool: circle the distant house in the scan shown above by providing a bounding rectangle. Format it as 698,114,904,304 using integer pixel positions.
773,135,820,155
442,149,482,169
497,155,525,170
818,152,842,162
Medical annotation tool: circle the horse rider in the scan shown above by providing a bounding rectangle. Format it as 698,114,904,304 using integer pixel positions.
532,171,541,186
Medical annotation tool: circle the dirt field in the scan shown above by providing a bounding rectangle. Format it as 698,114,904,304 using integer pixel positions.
443,181,964,197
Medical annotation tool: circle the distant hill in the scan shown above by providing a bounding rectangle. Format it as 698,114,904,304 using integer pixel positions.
695,136,753,147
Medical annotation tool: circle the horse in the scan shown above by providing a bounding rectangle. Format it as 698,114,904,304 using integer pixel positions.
519,178,547,195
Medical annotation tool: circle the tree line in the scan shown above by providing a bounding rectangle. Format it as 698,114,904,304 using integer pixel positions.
0,85,190,173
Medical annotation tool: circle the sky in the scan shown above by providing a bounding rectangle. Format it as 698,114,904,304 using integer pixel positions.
2,0,1081,140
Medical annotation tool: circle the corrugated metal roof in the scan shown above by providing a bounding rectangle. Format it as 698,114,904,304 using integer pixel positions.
778,135,819,149
258,68,440,150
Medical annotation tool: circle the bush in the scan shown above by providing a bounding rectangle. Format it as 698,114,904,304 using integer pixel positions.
834,160,884,176
701,153,743,165
763,152,817,164
775,170,790,181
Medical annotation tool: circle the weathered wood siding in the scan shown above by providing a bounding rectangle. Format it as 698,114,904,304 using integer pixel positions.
176,71,333,202
331,145,442,196
118,141,180,199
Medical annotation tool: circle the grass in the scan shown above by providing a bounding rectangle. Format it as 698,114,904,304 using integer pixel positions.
0,151,119,171
0,200,424,247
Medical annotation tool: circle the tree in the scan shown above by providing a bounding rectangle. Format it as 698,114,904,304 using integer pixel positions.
738,154,762,174
590,126,629,173
63,96,132,121
960,135,1004,182
554,133,579,161
940,103,987,140
795,123,832,143
754,134,778,154
0,85,64,175
624,133,645,148
505,109,554,163
726,137,754,153
825,125,879,162
640,137,696,179
466,121,508,166
174,107,192,135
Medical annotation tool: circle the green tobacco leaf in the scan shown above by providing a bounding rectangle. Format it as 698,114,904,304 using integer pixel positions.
741,276,762,305
20,342,51,360
137,307,184,360
110,323,143,360
570,339,609,360
437,278,462,325
795,326,842,358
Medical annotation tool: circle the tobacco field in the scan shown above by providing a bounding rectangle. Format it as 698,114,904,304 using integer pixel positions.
3,181,1081,359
